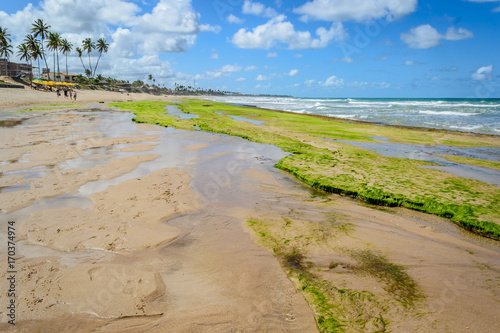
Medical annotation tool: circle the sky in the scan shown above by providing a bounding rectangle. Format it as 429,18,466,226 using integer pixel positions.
1,0,499,98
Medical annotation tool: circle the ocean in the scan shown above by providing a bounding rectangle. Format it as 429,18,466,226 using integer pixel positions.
207,97,500,136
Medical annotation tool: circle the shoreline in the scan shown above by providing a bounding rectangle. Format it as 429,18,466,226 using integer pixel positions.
113,98,500,240
206,96,500,137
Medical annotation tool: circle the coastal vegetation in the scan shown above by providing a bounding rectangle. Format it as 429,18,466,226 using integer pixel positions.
110,99,500,240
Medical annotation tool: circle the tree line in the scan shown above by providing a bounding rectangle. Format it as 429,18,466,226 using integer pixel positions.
0,19,109,81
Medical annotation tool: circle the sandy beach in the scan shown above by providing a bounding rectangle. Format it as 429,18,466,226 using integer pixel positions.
1,87,499,332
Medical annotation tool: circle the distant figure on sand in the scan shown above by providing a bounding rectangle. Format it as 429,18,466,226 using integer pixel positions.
64,89,68,98
73,91,77,100
69,91,73,99
56,89,60,97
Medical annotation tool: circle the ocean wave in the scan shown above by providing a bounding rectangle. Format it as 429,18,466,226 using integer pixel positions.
419,110,480,116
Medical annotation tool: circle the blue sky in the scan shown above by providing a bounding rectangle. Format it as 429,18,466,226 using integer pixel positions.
1,0,499,97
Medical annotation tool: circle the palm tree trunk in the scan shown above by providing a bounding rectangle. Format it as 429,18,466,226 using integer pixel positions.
56,51,60,81
79,56,87,73
93,53,102,78
88,54,92,79
65,54,68,74
41,40,50,80
53,50,56,81
30,58,33,88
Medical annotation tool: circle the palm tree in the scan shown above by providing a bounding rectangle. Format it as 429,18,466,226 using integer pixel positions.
60,39,72,75
31,19,51,80
17,43,32,84
82,38,95,79
0,26,12,76
93,38,109,78
0,26,11,47
29,39,43,79
75,47,87,75
0,42,13,76
47,32,61,81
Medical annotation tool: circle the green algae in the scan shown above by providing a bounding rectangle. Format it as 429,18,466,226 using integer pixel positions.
110,99,500,240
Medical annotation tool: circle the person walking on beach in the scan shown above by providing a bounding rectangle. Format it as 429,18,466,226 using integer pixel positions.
69,90,73,99
73,90,77,101
56,88,60,97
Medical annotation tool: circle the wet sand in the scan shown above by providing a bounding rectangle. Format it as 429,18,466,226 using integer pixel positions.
0,99,499,332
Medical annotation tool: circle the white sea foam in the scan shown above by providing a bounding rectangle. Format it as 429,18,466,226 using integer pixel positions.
206,96,500,135
419,110,479,116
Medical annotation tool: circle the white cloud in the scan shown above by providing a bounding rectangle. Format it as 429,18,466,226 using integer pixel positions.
221,64,243,73
203,64,243,80
1,0,217,83
211,53,219,59
404,60,421,66
236,77,246,81
256,74,269,81
348,81,391,89
256,83,271,89
245,65,259,71
341,57,353,63
294,0,417,22
305,79,316,86
242,0,278,18
472,65,493,81
322,75,344,87
227,14,244,24
294,53,303,58
401,24,473,49
289,69,299,76
444,27,474,40
267,52,278,57
464,0,500,12
231,15,346,49
400,25,442,49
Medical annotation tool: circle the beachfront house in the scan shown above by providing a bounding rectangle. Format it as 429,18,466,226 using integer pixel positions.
41,71,78,83
0,58,33,77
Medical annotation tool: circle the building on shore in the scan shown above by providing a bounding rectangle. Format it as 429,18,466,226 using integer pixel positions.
0,58,33,77
41,71,79,82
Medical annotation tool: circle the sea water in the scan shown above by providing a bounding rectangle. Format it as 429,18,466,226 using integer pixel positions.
207,97,500,135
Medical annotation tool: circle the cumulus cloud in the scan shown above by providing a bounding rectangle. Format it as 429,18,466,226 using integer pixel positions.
400,25,442,49
472,65,493,81
444,27,474,40
289,69,299,76
245,65,259,71
200,64,243,80
322,75,344,87
242,0,278,18
231,15,346,49
236,77,246,81
294,0,417,22
1,0,217,82
305,79,316,86
227,14,244,24
401,24,473,49
464,0,500,13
